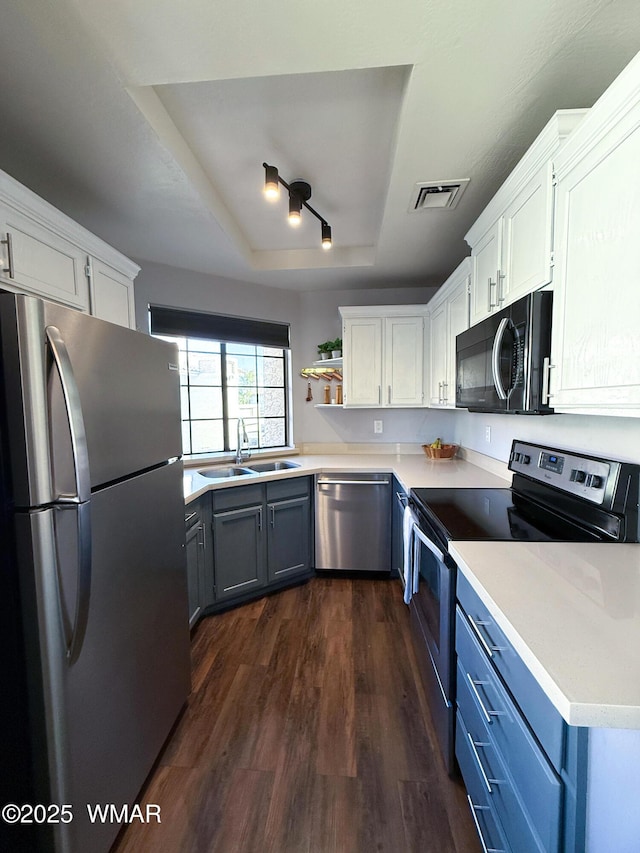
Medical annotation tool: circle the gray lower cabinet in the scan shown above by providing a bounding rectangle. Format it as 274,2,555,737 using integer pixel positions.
211,476,312,606
267,495,311,582
213,503,266,601
185,496,213,628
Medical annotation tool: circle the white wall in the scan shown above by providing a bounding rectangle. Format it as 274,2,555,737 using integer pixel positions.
133,260,302,336
449,409,640,465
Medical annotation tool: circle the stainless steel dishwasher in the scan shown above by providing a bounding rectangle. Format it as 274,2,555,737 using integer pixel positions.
315,472,391,572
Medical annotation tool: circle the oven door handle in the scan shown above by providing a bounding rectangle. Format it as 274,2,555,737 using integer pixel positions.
412,522,446,564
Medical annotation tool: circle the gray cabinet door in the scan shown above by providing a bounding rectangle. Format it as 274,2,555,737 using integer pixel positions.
185,520,204,628
267,496,311,582
213,504,265,601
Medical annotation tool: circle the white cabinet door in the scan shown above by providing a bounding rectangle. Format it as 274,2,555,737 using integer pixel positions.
551,102,640,416
501,162,554,306
0,203,89,310
446,278,469,407
428,300,448,406
384,316,424,406
89,258,136,329
470,218,502,325
427,270,469,409
343,317,383,406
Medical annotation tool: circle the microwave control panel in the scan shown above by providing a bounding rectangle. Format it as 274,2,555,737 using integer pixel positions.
509,441,614,506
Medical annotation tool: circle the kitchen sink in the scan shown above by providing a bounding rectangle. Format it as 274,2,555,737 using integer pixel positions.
246,460,301,472
197,466,256,479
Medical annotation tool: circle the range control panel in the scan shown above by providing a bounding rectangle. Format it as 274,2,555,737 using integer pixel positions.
509,441,613,505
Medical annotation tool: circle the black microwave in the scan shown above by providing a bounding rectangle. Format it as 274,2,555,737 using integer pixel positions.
455,291,553,414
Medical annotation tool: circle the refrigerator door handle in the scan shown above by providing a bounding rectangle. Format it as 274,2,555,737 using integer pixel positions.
45,325,91,503
59,501,92,664
46,325,92,663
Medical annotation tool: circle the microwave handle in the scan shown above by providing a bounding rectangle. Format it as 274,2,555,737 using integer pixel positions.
491,317,511,401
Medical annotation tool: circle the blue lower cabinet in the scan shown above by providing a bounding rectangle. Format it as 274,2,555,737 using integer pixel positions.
456,663,559,853
456,582,565,853
455,709,510,853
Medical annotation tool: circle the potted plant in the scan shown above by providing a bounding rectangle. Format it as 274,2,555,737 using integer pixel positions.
317,340,334,360
330,338,342,359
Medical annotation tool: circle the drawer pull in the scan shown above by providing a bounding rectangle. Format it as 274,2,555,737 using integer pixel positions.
1,232,14,279
467,732,494,794
467,796,505,853
466,672,495,725
468,614,504,658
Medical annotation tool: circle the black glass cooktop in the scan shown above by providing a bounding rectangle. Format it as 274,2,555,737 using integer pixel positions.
410,487,603,544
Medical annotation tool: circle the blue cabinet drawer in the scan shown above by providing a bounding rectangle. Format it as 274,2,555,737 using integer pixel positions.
457,610,562,853
455,709,511,853
457,572,564,769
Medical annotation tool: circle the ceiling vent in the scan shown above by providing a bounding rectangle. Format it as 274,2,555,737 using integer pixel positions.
409,179,470,212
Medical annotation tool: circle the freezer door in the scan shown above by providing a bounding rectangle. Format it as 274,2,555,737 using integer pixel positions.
14,461,190,853
0,293,182,505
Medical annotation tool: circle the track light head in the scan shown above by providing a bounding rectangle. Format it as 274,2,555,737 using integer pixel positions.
288,193,302,226
321,223,332,250
263,163,280,201
288,180,311,227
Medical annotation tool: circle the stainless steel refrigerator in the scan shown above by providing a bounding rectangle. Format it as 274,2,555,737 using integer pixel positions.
0,292,191,853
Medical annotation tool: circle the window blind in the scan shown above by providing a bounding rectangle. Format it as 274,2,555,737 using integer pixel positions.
149,305,290,349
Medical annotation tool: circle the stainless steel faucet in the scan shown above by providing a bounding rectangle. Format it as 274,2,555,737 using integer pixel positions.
235,418,251,464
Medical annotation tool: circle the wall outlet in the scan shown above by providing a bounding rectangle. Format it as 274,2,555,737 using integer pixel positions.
485,425,491,442
374,419,383,434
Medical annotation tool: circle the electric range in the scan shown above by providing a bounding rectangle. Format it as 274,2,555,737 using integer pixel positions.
404,440,640,776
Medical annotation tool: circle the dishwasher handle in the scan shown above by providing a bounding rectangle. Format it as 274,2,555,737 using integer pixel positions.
317,479,390,486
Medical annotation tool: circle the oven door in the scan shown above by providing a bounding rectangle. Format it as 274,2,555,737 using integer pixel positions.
409,520,456,775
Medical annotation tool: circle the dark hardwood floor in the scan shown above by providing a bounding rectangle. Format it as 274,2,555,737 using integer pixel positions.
112,578,481,853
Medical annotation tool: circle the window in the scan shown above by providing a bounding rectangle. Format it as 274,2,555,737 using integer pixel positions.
150,307,291,456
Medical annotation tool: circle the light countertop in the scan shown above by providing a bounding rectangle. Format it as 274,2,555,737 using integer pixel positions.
451,541,640,730
183,451,510,504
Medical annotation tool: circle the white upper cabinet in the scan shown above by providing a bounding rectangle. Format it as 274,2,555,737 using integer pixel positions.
427,258,470,408
0,201,89,311
470,218,502,323
0,169,139,327
341,315,384,406
340,305,427,408
385,315,425,406
466,110,586,326
89,258,137,330
550,52,640,417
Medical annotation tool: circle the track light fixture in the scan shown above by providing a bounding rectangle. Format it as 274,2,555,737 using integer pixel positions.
262,162,332,250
